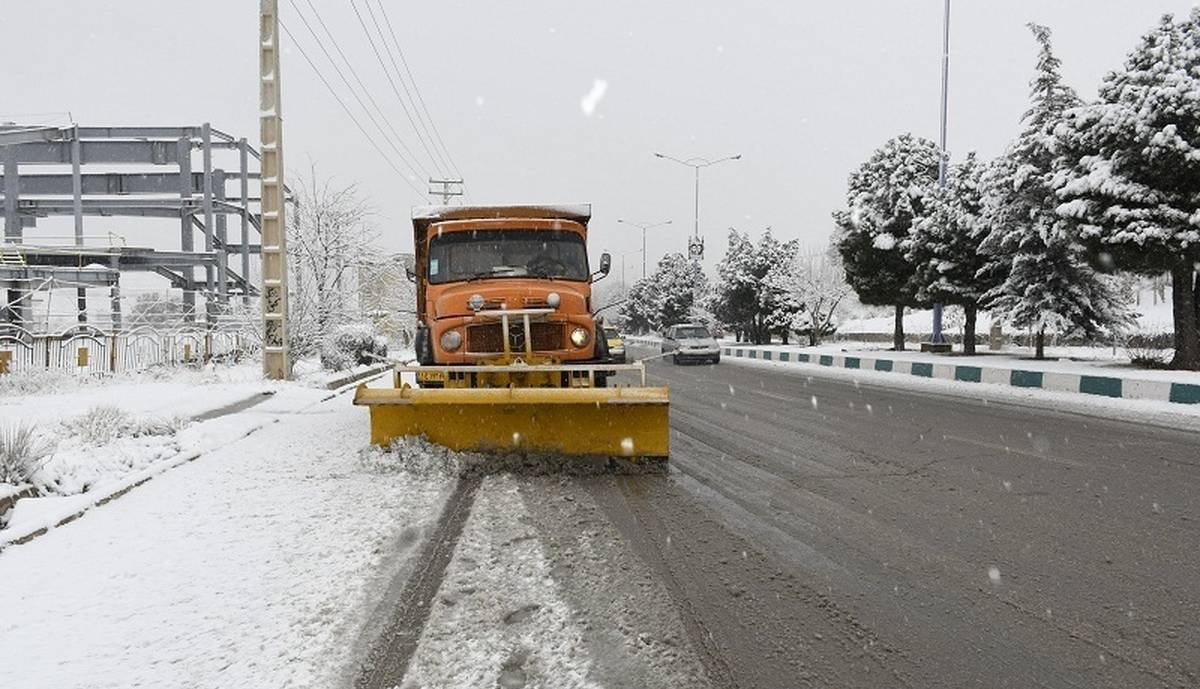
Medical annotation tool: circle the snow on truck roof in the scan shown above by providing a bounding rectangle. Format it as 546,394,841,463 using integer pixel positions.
411,203,591,225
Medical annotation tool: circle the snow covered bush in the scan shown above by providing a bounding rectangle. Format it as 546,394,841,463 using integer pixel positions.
620,253,707,333
0,423,54,486
710,229,802,344
319,323,387,371
59,406,188,446
0,368,81,396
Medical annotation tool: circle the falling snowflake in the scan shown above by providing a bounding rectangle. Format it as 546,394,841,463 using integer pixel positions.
512,432,522,447
620,437,634,455
810,395,819,410
988,566,1002,584
580,78,608,116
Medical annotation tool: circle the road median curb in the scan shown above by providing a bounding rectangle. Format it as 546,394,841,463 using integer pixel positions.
720,345,1200,406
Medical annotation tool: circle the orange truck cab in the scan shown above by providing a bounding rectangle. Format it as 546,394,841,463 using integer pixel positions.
410,204,613,372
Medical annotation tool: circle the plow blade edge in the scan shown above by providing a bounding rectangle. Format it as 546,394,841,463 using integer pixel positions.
353,385,670,459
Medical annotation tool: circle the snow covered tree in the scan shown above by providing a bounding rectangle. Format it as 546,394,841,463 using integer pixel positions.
1054,11,1200,369
979,24,1132,359
619,253,707,332
907,153,1001,354
711,228,800,343
833,134,940,350
655,253,708,328
288,168,378,359
790,250,852,346
619,277,658,334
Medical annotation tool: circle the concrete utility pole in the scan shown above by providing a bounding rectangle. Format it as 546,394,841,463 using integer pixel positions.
930,0,951,346
616,218,672,280
428,178,463,204
260,0,290,379
653,153,740,262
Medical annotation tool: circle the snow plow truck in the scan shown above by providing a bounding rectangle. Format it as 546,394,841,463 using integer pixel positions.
353,204,669,467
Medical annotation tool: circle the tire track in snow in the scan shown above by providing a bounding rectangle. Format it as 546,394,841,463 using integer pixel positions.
356,475,482,689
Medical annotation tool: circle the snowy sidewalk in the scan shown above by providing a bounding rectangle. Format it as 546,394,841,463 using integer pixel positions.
0,392,452,688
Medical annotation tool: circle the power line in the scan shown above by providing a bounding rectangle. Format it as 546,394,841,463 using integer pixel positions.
295,0,435,183
348,0,445,176
286,1,432,184
364,0,454,176
278,19,427,199
374,0,463,179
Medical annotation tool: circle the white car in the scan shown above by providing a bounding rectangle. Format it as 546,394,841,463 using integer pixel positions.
661,324,721,365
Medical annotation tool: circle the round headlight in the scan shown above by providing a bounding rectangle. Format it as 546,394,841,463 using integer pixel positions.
440,330,463,352
467,293,485,312
546,292,561,309
570,327,590,348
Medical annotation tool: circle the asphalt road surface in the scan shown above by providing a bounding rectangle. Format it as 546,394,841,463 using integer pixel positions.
590,342,1200,689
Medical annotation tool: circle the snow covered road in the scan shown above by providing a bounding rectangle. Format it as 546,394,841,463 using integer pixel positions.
0,392,452,688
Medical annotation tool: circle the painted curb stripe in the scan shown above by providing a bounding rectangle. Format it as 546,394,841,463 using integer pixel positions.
910,362,933,378
954,366,982,383
1169,383,1200,404
1010,370,1043,388
874,359,893,372
844,357,861,369
1079,375,1122,399
819,355,833,366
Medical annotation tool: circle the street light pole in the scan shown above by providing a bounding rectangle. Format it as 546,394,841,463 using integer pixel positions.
653,152,741,261
931,0,951,346
616,218,672,279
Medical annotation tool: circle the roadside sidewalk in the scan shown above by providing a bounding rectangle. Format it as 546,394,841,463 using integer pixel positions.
717,342,1200,406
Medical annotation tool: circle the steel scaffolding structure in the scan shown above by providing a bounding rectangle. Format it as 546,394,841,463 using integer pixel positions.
0,123,271,331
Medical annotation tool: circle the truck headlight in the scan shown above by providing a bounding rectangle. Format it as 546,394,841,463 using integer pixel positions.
546,292,561,309
440,330,463,351
570,327,590,348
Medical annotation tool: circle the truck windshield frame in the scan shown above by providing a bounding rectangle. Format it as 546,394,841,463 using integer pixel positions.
427,229,590,284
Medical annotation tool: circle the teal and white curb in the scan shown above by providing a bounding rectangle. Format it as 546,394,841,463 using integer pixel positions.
722,346,1200,406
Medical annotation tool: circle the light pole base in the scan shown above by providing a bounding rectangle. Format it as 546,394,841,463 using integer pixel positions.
920,341,953,354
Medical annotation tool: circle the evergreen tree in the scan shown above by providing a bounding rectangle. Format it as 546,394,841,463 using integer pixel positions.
1054,11,1200,369
907,153,1001,354
833,134,940,350
711,228,800,343
620,253,707,332
979,24,1132,358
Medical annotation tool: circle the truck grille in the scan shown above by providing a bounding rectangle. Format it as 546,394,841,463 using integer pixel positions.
466,322,563,353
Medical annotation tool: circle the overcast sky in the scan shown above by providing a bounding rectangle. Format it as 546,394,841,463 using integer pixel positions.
4,1,1197,276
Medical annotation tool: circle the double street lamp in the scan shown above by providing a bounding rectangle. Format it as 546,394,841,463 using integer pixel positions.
653,152,741,261
616,218,672,280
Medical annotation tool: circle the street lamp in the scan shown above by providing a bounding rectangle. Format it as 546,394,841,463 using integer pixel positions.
616,218,672,279
653,152,741,261
931,0,951,346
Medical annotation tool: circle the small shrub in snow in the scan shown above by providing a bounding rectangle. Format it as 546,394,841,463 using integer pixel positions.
0,368,81,396
60,406,189,446
1124,333,1172,370
320,324,387,371
61,406,130,446
0,423,54,486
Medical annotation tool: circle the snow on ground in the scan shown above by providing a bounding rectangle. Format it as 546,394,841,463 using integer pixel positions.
837,300,1174,336
0,392,452,689
402,474,600,689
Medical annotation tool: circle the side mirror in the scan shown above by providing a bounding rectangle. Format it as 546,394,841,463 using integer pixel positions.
599,252,611,276
405,265,417,283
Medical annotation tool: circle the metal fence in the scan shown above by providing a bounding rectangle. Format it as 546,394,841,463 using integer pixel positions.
0,324,254,376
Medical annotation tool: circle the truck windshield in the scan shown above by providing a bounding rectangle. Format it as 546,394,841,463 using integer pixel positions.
427,229,589,284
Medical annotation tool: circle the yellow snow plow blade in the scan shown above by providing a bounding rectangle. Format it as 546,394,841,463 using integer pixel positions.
353,385,670,459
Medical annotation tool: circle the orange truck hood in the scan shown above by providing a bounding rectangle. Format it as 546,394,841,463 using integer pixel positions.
432,280,589,319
